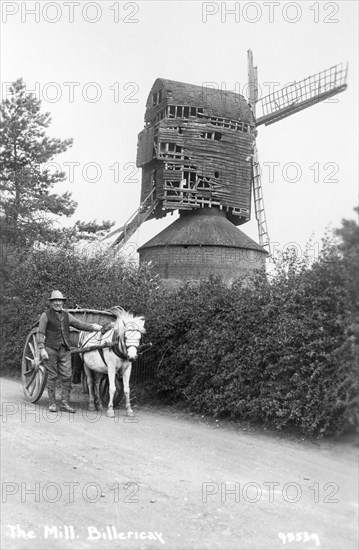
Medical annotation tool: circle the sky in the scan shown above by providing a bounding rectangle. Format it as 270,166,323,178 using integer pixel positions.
1,0,358,262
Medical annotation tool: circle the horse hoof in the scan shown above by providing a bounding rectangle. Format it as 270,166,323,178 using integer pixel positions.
107,410,115,418
127,410,134,418
88,404,96,411
96,403,103,411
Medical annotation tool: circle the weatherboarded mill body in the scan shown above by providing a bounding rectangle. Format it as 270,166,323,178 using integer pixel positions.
135,78,267,286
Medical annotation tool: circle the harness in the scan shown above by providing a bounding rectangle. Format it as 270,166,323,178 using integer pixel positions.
97,336,127,367
95,326,132,367
98,346,110,367
79,321,143,368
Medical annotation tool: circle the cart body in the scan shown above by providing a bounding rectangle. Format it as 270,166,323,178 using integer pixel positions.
21,308,119,403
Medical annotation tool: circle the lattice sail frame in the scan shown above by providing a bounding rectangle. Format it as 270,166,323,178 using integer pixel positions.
256,63,348,126
247,57,348,252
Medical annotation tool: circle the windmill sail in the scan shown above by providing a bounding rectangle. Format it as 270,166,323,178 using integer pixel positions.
256,62,348,126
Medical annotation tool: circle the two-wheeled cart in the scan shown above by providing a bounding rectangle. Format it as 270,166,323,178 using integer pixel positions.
21,309,124,406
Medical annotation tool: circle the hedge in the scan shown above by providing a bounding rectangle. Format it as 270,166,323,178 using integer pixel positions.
144,250,358,437
0,244,158,374
1,240,358,437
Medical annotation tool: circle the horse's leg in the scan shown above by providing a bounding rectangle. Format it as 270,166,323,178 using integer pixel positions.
94,372,103,411
123,363,134,417
84,364,96,411
106,363,116,418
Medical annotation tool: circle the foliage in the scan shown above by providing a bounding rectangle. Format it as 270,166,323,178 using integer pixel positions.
1,209,357,438
0,78,76,245
143,212,359,437
334,206,359,311
73,219,116,240
0,78,116,246
0,244,158,375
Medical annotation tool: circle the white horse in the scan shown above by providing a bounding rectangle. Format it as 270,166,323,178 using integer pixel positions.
79,307,146,417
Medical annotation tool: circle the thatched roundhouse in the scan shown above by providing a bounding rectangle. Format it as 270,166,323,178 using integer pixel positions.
138,207,267,287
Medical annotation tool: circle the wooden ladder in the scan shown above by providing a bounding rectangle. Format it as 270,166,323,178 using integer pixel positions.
102,189,159,249
252,143,270,253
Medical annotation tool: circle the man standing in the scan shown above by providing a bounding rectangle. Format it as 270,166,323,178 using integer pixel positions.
37,290,102,413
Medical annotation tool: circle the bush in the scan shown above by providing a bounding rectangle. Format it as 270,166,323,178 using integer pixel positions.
144,246,358,437
0,244,158,375
1,219,358,438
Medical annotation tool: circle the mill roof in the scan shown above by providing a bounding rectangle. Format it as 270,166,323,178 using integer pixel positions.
146,78,254,124
138,208,266,252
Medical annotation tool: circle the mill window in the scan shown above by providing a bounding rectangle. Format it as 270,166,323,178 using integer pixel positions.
200,131,222,140
152,90,163,106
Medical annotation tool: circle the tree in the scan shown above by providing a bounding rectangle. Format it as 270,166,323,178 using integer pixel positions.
0,78,75,244
334,206,359,312
0,79,116,246
72,219,115,240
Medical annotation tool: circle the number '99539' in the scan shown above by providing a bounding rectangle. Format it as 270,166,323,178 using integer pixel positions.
279,532,320,546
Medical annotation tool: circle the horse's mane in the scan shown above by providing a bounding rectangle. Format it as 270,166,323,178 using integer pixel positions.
109,306,146,334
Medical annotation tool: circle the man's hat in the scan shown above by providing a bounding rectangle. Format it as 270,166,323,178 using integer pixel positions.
49,290,67,301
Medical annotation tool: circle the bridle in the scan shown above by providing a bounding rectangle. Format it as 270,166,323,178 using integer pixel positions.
97,323,142,366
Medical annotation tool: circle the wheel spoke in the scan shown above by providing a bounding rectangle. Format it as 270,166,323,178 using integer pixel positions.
27,376,35,395
25,371,37,390
32,335,39,354
28,342,35,358
33,375,40,396
29,369,43,396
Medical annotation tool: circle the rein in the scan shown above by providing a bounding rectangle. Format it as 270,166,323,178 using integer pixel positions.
79,317,144,367
94,325,136,367
73,340,150,356
97,329,127,366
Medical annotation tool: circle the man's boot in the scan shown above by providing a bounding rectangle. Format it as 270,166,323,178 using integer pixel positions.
60,387,76,413
47,386,57,412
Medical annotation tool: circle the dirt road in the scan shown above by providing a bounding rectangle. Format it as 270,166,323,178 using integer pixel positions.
0,378,358,550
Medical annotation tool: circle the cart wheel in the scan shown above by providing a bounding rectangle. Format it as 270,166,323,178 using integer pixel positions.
99,373,124,408
21,328,48,403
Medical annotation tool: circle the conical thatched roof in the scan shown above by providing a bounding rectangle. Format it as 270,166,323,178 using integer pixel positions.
138,208,266,252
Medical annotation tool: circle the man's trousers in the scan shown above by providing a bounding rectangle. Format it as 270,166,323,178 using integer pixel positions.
45,344,72,391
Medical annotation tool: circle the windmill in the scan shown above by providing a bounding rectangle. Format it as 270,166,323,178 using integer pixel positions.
104,52,348,283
